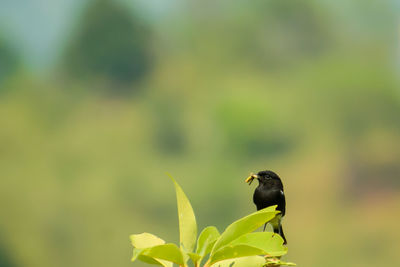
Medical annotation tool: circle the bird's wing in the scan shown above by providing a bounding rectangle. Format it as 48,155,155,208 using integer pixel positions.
279,190,286,216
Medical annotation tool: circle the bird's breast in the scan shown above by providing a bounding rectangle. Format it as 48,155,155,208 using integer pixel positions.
253,186,285,212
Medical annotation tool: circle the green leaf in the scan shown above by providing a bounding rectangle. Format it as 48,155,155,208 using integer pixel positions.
141,243,185,266
209,232,288,265
210,206,279,255
231,255,266,267
210,244,265,265
137,254,164,265
131,233,174,267
168,173,197,253
196,226,220,257
187,226,220,266
156,259,173,267
131,248,143,262
132,248,173,267
230,232,287,257
130,232,165,248
215,256,266,267
187,252,202,263
264,258,296,266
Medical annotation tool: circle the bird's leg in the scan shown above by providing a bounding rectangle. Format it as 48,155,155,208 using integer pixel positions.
263,223,267,232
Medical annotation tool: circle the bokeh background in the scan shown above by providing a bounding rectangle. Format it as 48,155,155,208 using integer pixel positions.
1,0,400,266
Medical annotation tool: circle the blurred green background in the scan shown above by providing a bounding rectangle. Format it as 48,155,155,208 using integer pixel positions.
1,0,400,266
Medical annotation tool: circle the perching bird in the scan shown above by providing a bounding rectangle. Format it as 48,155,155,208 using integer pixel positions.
245,170,287,244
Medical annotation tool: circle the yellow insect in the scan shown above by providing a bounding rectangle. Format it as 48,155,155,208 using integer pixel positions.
244,172,258,185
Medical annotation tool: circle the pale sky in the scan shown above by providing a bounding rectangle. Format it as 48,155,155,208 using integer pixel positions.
0,0,176,72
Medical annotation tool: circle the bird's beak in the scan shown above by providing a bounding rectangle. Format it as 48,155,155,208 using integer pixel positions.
245,173,258,185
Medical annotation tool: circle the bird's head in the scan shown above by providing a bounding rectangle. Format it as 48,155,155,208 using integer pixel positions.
245,170,281,185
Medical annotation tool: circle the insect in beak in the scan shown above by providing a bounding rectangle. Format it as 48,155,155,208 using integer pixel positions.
245,173,258,185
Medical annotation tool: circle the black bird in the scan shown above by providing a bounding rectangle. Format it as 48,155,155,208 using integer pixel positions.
245,170,287,244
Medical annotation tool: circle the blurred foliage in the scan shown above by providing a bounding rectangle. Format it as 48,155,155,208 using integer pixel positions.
0,238,18,267
152,100,186,155
0,0,400,267
216,98,297,158
0,37,20,85
227,0,332,69
62,0,152,91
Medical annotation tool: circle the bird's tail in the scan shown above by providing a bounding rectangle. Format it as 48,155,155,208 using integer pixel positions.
273,224,287,245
